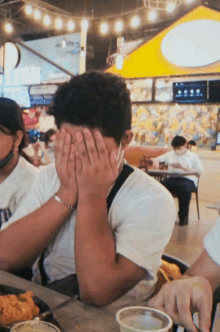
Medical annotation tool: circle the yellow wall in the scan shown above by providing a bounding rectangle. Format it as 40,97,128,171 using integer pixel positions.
107,6,220,78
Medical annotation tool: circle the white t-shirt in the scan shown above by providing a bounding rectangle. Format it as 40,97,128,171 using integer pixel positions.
203,218,220,266
0,156,38,228
156,150,203,186
3,164,176,307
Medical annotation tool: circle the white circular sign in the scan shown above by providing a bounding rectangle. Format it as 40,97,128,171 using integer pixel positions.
161,20,220,67
0,42,20,70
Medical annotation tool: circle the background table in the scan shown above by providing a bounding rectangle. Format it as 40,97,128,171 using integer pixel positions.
0,270,119,332
147,169,199,182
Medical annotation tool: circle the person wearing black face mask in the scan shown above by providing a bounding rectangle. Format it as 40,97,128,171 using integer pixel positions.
0,98,38,229
152,136,203,226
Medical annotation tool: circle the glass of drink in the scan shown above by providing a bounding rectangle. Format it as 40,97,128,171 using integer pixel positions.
10,320,61,332
116,306,172,332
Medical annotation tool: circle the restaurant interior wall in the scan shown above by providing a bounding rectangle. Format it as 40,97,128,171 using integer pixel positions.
128,75,220,149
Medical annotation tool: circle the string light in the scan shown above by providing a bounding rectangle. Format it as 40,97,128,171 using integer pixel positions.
55,18,63,29
166,3,176,13
185,0,194,3
4,22,13,34
81,19,89,31
67,20,75,31
25,5,33,15
115,20,123,33
131,16,140,28
148,10,157,21
34,9,41,20
100,22,109,34
43,15,51,26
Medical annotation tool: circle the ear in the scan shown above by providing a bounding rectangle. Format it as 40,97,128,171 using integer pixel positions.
121,130,133,149
14,130,24,150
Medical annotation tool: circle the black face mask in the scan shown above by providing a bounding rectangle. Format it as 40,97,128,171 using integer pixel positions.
0,150,14,169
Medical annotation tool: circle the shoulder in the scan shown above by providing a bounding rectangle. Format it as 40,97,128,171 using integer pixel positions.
114,166,176,216
19,157,39,176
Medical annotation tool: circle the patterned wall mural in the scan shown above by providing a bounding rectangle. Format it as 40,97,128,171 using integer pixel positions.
131,103,219,148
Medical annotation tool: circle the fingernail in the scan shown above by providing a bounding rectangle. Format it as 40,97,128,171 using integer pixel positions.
95,131,102,139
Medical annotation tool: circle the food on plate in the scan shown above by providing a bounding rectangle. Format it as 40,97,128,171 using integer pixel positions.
0,291,40,325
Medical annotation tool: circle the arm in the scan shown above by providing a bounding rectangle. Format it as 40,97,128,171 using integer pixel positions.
74,129,146,307
0,130,77,271
43,148,52,165
149,248,220,332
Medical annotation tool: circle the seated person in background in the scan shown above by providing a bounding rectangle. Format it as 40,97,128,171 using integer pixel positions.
152,136,203,226
187,139,197,151
149,218,220,332
0,98,38,229
32,129,56,167
0,72,176,308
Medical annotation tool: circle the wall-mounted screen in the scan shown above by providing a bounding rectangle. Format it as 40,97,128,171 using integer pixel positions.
173,81,208,103
209,80,220,102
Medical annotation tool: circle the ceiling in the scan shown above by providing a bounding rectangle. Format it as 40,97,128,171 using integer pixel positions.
0,0,220,70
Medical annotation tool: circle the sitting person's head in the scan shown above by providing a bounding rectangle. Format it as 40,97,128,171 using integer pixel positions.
187,139,196,151
51,71,133,156
171,136,187,156
0,97,29,170
43,129,56,150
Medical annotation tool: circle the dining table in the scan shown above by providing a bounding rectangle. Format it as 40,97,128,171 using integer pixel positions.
146,169,199,182
0,270,120,332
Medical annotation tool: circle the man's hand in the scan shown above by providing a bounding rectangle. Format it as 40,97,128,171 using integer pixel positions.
171,163,183,169
148,276,213,332
55,129,78,207
75,128,118,198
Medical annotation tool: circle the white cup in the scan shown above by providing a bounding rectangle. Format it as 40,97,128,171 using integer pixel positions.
10,320,61,332
116,306,172,332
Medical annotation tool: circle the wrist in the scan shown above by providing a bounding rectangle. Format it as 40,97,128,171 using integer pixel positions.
57,187,77,207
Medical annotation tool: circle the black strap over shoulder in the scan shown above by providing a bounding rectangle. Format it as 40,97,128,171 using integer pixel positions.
39,163,134,287
107,163,134,212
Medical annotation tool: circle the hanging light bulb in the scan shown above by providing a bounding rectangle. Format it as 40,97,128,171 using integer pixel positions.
25,5,33,15
43,15,51,26
67,20,75,31
81,19,89,31
34,9,41,20
100,22,109,34
115,21,123,33
148,10,157,21
131,16,140,28
4,22,13,34
116,54,124,70
166,2,176,13
55,18,63,29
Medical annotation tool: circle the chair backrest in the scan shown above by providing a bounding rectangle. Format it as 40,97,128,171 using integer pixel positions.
124,145,170,167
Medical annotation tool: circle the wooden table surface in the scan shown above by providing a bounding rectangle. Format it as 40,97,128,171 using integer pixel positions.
0,271,119,332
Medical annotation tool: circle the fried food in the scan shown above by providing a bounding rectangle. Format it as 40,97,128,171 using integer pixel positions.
0,291,40,325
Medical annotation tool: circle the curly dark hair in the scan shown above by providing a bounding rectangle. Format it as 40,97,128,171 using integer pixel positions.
50,71,132,145
171,136,187,148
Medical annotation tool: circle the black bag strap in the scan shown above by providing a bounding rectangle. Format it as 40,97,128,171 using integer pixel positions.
39,163,134,286
107,164,134,211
